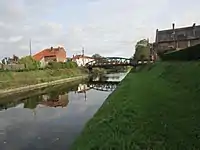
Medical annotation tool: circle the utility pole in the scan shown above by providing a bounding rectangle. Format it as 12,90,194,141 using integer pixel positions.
29,39,32,56
82,47,85,66
82,47,85,56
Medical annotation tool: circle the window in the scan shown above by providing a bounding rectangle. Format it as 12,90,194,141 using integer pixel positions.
177,34,186,40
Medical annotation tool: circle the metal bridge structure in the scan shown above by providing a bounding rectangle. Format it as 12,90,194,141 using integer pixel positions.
87,81,119,92
85,57,135,69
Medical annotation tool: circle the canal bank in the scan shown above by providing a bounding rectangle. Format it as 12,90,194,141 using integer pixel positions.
0,75,88,97
0,68,87,91
72,62,200,150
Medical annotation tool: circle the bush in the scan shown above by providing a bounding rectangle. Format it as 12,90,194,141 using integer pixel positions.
46,61,78,69
19,56,40,70
159,44,200,61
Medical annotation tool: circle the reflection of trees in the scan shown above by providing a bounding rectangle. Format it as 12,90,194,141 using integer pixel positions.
0,82,80,111
0,101,18,110
24,95,42,109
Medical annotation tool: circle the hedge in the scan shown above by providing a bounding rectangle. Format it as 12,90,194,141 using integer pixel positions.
159,44,200,61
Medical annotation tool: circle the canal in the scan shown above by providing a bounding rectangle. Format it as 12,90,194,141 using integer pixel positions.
0,73,127,150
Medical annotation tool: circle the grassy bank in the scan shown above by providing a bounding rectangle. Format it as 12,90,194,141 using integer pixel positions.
0,68,87,90
72,61,200,150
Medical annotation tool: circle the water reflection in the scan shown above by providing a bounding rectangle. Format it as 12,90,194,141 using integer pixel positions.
0,73,126,150
0,74,122,111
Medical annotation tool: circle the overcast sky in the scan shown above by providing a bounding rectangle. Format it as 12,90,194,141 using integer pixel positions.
0,0,200,59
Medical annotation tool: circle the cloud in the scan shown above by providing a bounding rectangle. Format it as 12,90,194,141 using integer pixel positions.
0,0,200,59
8,36,23,43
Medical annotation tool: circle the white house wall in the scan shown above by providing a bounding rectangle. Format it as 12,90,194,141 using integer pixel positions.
74,58,94,66
40,57,47,68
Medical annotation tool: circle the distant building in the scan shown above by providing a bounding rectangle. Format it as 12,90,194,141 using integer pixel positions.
2,55,19,65
72,55,94,66
0,55,24,71
33,47,66,67
154,23,200,54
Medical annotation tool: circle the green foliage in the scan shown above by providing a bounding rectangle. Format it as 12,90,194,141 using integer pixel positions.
19,56,40,70
92,54,102,58
46,61,78,69
159,44,200,61
92,68,106,77
134,39,150,61
0,67,85,90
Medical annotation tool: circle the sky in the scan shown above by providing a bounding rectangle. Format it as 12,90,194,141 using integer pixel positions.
0,0,200,59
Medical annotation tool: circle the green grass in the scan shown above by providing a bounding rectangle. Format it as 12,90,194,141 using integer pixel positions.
71,61,200,150
0,68,86,90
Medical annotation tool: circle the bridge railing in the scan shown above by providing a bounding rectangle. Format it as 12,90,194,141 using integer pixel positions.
85,57,133,68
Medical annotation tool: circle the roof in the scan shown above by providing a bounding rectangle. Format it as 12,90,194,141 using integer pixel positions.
156,24,200,43
72,55,93,60
33,47,66,61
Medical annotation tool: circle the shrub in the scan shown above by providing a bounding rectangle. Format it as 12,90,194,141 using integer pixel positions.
46,61,78,69
159,44,200,61
19,56,40,70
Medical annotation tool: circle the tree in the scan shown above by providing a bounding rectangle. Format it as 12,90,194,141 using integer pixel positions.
19,56,40,70
92,54,102,59
134,39,150,62
1,58,6,65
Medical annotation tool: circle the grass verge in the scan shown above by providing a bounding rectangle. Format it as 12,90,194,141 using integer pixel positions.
0,68,86,90
71,61,200,150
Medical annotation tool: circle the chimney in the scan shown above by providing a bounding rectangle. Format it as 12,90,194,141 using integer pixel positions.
193,23,196,37
155,29,159,43
172,23,175,30
50,47,53,51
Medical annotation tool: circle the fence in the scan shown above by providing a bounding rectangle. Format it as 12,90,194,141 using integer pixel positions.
0,64,25,71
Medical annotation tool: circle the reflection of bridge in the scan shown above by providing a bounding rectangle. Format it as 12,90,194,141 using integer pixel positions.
88,81,119,92
76,81,119,92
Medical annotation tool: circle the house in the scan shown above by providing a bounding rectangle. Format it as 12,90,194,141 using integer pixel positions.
1,55,19,65
154,23,200,54
72,55,94,66
33,47,67,67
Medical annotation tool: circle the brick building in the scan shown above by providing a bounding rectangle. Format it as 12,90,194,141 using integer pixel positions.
33,47,66,67
154,23,200,54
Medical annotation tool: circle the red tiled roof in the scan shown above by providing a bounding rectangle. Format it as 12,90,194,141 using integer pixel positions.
33,47,66,61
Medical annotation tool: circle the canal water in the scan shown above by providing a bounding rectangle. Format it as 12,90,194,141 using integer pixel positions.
0,73,126,150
